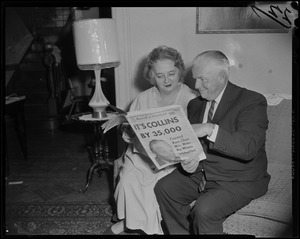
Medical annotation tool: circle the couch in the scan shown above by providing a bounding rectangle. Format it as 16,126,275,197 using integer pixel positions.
113,95,293,237
223,96,292,237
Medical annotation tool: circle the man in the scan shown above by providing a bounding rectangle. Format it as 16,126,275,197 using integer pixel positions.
154,50,271,234
149,139,182,167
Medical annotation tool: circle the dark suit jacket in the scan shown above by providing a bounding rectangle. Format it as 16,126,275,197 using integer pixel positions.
187,82,270,187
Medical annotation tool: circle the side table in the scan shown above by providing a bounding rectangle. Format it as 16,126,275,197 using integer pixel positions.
71,112,116,193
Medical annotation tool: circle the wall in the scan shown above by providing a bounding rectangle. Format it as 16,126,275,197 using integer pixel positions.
5,8,33,87
74,7,99,20
113,7,293,110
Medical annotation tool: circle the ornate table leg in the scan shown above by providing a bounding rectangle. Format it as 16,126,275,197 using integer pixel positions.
79,122,112,193
79,154,98,193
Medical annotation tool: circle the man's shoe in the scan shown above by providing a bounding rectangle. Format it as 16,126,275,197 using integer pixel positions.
102,226,116,235
122,229,145,235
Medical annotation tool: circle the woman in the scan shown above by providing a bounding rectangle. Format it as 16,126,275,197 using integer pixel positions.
109,45,198,235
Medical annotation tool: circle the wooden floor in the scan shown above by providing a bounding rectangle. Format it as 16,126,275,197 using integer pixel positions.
5,119,118,204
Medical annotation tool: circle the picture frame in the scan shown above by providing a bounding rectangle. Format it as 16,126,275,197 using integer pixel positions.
196,2,297,34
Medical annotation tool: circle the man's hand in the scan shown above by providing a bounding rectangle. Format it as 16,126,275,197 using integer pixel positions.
192,123,215,138
181,154,200,173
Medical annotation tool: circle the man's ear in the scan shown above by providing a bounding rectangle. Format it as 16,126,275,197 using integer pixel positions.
218,70,227,82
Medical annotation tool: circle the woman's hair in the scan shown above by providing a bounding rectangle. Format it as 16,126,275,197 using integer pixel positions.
143,45,185,85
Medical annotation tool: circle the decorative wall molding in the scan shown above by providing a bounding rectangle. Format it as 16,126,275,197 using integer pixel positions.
112,8,134,110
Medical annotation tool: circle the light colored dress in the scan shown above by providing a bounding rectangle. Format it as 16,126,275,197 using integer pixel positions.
114,83,198,234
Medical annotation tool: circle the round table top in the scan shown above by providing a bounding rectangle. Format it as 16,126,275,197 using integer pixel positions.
71,111,117,124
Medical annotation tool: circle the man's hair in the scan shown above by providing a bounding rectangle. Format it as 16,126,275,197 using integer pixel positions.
193,50,230,77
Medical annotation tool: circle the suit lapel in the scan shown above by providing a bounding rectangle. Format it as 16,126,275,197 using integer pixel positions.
212,82,240,124
188,97,206,124
189,82,241,125
198,100,206,123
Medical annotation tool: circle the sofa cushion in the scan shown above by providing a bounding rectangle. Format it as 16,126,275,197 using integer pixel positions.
223,214,290,237
223,98,292,236
233,99,292,220
223,99,292,237
234,163,292,223
265,99,291,165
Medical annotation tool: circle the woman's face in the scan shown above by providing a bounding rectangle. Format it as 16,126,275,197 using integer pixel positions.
152,59,181,95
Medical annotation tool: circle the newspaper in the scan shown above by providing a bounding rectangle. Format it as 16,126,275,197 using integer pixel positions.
102,105,206,170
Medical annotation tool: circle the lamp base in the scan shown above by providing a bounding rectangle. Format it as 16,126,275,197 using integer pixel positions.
89,69,109,119
92,110,108,119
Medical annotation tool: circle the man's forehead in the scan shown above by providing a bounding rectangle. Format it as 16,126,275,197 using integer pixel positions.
192,60,217,76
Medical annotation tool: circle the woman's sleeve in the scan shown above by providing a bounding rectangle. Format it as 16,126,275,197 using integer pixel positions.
129,96,140,112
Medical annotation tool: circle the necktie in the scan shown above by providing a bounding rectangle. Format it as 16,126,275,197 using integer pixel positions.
199,100,215,192
199,101,215,192
207,100,215,123
198,169,206,192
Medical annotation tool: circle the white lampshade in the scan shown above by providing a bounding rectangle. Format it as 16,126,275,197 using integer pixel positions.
72,18,120,70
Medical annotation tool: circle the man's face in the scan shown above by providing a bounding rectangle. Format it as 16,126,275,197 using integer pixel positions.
192,60,225,101
152,141,175,162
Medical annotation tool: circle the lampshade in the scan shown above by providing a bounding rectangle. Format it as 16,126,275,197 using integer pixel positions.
72,18,120,70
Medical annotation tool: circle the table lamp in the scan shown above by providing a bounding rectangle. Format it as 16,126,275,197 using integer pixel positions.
72,19,120,118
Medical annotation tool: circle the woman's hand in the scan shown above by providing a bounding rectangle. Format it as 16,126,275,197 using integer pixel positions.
181,154,200,173
121,123,136,143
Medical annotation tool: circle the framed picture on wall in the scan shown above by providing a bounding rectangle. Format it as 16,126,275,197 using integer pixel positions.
196,2,297,34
